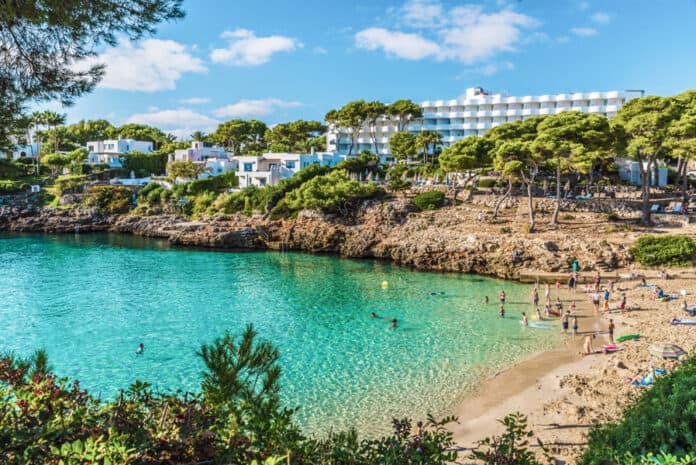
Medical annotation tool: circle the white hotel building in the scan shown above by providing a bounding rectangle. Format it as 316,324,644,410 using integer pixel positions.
327,87,642,159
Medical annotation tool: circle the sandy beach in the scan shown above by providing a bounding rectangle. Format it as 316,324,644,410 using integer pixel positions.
449,270,696,464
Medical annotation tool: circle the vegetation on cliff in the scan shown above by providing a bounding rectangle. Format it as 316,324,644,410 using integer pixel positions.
628,235,696,267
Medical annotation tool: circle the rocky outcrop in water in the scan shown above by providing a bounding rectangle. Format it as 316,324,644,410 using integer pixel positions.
0,200,634,279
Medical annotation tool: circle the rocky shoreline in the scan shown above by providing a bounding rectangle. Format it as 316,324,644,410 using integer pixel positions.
0,199,637,280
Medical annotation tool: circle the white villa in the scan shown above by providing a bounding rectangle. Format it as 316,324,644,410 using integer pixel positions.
86,138,154,168
171,141,227,163
235,151,347,188
7,143,41,160
327,87,643,159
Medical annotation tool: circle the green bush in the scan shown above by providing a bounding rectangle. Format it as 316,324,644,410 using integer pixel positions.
628,235,696,267
580,356,696,465
270,170,384,217
83,186,133,214
477,178,497,188
0,180,28,193
185,171,238,196
412,190,445,211
54,175,88,195
562,214,575,220
122,152,168,177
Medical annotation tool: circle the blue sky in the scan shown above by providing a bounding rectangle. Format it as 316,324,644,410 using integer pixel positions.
55,0,696,139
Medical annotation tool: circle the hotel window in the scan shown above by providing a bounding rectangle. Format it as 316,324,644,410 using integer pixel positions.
243,163,253,172
286,161,296,169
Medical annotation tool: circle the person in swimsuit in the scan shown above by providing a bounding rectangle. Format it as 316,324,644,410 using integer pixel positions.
561,311,570,334
499,290,506,304
581,334,596,355
532,288,539,306
544,283,551,304
544,303,551,318
620,293,627,313
371,312,379,318
499,305,505,318
572,316,578,336
594,271,601,291
522,312,528,326
608,319,615,343
591,292,601,313
391,318,398,328
484,296,489,304
136,343,144,355
555,297,563,311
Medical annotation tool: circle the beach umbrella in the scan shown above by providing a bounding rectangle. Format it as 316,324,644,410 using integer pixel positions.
648,342,686,359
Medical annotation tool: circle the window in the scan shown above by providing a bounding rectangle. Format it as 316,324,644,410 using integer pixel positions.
244,163,253,172
88,145,94,152
286,161,296,169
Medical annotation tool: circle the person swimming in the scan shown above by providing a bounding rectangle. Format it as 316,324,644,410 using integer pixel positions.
535,307,542,321
391,318,398,328
371,312,380,319
499,305,505,318
484,296,489,304
522,312,529,326
136,343,144,355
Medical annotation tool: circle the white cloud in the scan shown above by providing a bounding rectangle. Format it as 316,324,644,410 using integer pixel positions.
312,46,328,55
579,2,590,10
179,97,210,105
591,12,611,24
401,0,444,28
571,27,597,37
126,108,220,141
211,29,302,66
355,28,441,60
464,61,515,76
354,2,539,65
79,38,206,92
212,99,302,118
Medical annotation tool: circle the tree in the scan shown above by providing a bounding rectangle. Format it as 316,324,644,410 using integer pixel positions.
487,116,546,228
666,91,696,203
415,129,443,165
190,130,207,142
389,131,417,162
210,119,268,155
439,136,493,204
167,160,205,181
612,96,680,224
0,1,184,150
386,99,423,131
110,123,173,149
264,120,326,153
532,112,613,226
64,119,115,146
336,100,368,156
363,101,387,155
41,153,70,177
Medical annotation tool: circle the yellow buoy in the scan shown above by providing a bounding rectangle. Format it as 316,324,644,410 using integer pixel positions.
381,280,389,289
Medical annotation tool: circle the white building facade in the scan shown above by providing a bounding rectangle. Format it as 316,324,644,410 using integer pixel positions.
327,87,642,159
86,139,154,168
235,152,348,188
7,143,41,160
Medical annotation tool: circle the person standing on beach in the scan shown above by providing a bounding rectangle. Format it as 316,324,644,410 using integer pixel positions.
620,293,627,313
572,259,579,273
544,283,551,304
500,290,506,305
591,291,601,313
532,288,539,307
522,312,529,326
594,271,601,292
572,316,578,336
568,273,577,296
562,311,570,334
608,319,615,343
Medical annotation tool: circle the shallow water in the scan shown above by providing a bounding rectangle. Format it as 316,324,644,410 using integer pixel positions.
0,233,561,435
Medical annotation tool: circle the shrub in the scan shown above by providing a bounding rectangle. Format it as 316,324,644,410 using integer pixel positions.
83,186,133,214
54,175,88,195
122,152,168,177
186,171,239,196
0,180,28,193
580,356,696,465
562,214,575,220
628,235,696,267
477,178,497,188
471,412,551,465
412,190,445,211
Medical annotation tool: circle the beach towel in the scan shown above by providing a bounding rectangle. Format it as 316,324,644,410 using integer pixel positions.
671,318,696,325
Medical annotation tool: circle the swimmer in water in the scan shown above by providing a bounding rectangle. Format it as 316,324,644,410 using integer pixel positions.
484,296,489,304
136,343,144,355
391,318,398,328
536,307,542,321
499,305,505,318
371,312,379,318
522,312,529,326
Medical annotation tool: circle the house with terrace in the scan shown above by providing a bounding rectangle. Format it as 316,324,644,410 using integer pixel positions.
86,138,154,168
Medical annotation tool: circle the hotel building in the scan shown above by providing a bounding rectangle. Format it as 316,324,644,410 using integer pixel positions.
327,87,643,160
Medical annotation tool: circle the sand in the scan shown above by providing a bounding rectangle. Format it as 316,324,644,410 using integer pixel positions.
448,270,696,464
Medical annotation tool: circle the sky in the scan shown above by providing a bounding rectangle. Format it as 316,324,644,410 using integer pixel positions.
51,0,696,139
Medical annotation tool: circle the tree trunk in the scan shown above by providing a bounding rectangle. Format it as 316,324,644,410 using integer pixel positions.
527,181,536,233
641,164,651,225
492,179,512,219
550,161,561,225
682,159,689,204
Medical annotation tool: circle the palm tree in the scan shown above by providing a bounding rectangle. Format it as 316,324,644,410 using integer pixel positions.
30,111,47,174
42,111,66,152
415,130,442,165
190,130,207,142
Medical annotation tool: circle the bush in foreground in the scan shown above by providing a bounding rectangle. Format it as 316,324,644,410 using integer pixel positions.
628,235,696,267
579,356,696,465
412,190,445,211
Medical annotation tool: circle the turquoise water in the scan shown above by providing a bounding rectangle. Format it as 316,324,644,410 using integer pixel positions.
0,233,560,435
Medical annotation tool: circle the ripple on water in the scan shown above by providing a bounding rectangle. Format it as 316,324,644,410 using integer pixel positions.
0,233,561,436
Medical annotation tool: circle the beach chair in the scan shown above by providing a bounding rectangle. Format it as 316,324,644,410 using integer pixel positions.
673,205,683,214
650,204,662,213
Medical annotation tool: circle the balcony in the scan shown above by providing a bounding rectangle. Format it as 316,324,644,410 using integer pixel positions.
476,110,491,117
588,105,605,113
476,122,489,130
506,109,521,116
538,108,551,115
538,95,552,102
491,109,504,116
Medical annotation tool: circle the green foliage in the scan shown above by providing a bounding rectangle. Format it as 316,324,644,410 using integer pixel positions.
209,119,268,155
83,186,133,214
618,452,696,465
628,235,696,266
271,170,384,217
54,175,88,196
265,120,326,152
0,180,29,193
580,356,696,465
439,136,493,174
0,160,22,179
477,178,497,188
471,412,551,465
412,190,445,211
167,160,205,180
186,171,239,196
122,152,168,177
389,131,417,161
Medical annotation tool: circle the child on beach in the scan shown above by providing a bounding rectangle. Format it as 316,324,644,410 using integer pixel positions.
544,303,551,318
572,316,578,336
620,293,627,313
608,319,615,343
555,297,563,311
580,334,596,355
561,311,570,334
536,307,543,321
522,312,529,326
532,288,539,306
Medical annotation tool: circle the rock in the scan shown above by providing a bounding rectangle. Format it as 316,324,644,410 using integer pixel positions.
615,360,627,370
544,241,559,252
